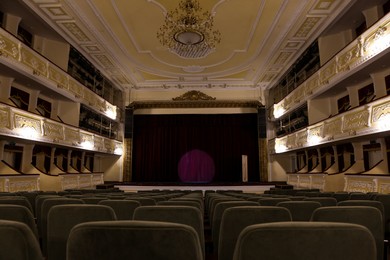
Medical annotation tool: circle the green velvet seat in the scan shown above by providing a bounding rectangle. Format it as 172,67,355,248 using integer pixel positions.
47,204,117,260
233,222,376,260
303,197,337,206
0,220,43,260
311,206,383,260
218,206,292,260
257,197,291,206
98,199,141,220
374,194,390,238
133,205,205,258
40,198,84,256
277,201,321,221
0,204,39,240
157,200,203,213
0,196,34,213
211,201,259,252
67,220,203,260
124,196,156,206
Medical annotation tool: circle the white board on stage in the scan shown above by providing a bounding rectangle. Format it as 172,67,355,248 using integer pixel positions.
242,155,248,182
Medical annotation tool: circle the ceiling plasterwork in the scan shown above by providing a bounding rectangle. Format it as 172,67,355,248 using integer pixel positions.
24,0,354,91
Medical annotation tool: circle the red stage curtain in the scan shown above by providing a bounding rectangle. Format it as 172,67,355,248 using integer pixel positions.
132,113,260,183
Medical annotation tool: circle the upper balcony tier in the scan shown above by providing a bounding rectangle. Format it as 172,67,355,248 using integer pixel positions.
272,12,390,120
0,27,118,121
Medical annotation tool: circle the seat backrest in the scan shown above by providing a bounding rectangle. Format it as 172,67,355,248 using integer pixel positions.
311,206,383,260
133,205,205,258
157,200,202,212
337,200,385,230
0,204,39,240
303,197,337,206
257,198,291,206
0,196,34,213
332,192,350,202
47,204,117,260
81,197,107,204
67,220,203,260
124,197,156,206
277,201,321,221
169,197,204,210
233,221,376,260
349,193,372,200
337,200,385,218
18,192,40,215
40,198,84,256
98,199,141,220
374,194,390,237
208,197,242,222
211,201,259,252
35,194,61,221
218,206,292,260
0,220,43,260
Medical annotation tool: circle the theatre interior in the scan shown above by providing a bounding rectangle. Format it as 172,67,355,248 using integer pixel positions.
0,0,390,259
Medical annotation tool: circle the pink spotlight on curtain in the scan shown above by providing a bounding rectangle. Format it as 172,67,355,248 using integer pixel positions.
178,149,215,183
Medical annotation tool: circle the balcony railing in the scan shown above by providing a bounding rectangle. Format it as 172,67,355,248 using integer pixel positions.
272,94,390,154
273,12,390,120
0,102,122,155
0,27,118,121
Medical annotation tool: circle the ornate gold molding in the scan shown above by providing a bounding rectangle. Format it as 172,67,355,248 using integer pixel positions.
172,90,216,101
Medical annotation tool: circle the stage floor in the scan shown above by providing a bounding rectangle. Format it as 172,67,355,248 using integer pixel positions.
115,182,275,194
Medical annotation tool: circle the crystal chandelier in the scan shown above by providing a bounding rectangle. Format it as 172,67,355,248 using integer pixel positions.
157,0,221,59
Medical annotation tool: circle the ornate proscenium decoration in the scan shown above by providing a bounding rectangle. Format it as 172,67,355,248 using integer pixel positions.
157,0,221,58
172,90,216,101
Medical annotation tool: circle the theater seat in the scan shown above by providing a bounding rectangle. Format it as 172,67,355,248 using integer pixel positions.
311,206,383,260
133,205,205,258
218,206,292,260
303,197,337,206
211,201,259,252
0,196,34,213
47,204,117,260
98,199,141,220
233,222,376,260
40,198,84,256
67,220,203,260
277,201,321,221
0,204,39,240
0,220,43,260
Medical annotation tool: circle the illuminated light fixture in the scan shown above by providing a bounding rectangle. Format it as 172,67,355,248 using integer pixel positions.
376,113,390,131
273,104,286,119
157,0,221,58
105,106,117,120
308,135,321,146
114,146,123,155
275,139,288,153
80,141,94,150
18,126,39,139
366,26,390,57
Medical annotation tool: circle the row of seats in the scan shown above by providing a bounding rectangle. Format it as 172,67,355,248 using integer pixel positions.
0,189,205,259
0,205,379,260
205,191,385,260
0,188,386,259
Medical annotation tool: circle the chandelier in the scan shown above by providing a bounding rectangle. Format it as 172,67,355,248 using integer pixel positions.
157,0,221,59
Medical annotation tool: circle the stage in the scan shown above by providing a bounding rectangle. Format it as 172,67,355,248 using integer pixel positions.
113,182,277,194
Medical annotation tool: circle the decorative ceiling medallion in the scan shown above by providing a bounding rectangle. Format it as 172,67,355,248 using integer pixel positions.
157,0,221,58
172,90,216,101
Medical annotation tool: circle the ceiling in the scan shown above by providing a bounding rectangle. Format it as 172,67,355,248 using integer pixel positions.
8,0,367,92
